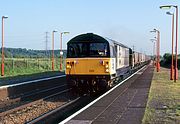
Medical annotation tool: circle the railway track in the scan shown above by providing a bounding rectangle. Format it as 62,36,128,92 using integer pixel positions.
0,84,68,113
0,86,75,124
26,96,82,124
26,94,96,124
0,75,75,124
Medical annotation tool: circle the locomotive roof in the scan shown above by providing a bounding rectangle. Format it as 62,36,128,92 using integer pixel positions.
105,37,129,48
68,33,129,48
68,33,109,44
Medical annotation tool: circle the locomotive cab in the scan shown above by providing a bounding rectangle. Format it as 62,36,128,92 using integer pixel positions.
66,33,115,94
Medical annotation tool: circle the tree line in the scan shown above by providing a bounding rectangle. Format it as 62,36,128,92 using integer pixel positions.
0,48,67,58
161,53,180,68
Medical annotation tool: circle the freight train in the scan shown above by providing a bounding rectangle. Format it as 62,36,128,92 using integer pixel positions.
65,33,150,94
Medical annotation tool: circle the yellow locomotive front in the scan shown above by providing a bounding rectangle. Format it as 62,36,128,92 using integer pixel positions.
66,58,111,75
66,33,115,94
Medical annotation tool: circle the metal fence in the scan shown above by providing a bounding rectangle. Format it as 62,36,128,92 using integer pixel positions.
0,58,65,77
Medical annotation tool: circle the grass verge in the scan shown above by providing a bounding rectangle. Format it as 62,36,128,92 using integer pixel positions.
0,58,65,78
142,67,180,124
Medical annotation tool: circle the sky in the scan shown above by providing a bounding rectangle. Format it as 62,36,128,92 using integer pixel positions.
0,0,179,55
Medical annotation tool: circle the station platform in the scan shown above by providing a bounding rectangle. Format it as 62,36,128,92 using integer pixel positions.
0,72,65,87
64,64,154,124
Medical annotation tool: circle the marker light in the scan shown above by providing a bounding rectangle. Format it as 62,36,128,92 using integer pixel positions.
105,69,109,72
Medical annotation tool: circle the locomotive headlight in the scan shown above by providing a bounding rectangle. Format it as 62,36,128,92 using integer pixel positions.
66,65,71,69
105,69,109,72
66,61,71,69
105,64,109,68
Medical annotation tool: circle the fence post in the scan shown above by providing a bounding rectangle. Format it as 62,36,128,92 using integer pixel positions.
48,58,51,70
38,58,40,69
26,59,28,68
12,58,14,70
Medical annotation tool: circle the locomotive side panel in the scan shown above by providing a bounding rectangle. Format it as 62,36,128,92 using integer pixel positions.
134,52,139,65
114,43,130,77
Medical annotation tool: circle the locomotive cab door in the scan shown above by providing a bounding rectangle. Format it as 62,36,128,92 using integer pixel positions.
114,45,118,70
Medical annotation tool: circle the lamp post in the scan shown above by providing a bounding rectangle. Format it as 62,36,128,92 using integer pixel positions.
52,30,57,71
150,29,160,72
1,16,8,76
160,5,178,82
156,29,160,72
150,39,156,66
60,32,69,71
166,11,175,80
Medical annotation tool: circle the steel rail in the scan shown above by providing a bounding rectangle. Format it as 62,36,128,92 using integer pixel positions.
0,88,71,117
26,96,81,124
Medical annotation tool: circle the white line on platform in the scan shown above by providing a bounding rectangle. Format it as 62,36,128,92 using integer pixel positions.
59,65,147,124
0,75,66,89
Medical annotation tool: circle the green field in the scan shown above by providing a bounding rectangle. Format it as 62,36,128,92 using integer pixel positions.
142,67,180,124
0,58,65,78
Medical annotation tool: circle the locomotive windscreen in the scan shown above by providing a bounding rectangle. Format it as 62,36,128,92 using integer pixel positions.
67,42,110,58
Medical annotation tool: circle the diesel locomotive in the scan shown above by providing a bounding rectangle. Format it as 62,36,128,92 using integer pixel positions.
66,33,150,94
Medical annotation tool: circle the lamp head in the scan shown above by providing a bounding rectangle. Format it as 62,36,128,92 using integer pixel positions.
2,16,8,19
153,29,160,32
160,5,177,9
150,30,156,33
61,32,70,34
160,5,172,9
53,30,58,33
63,32,70,34
166,11,174,15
